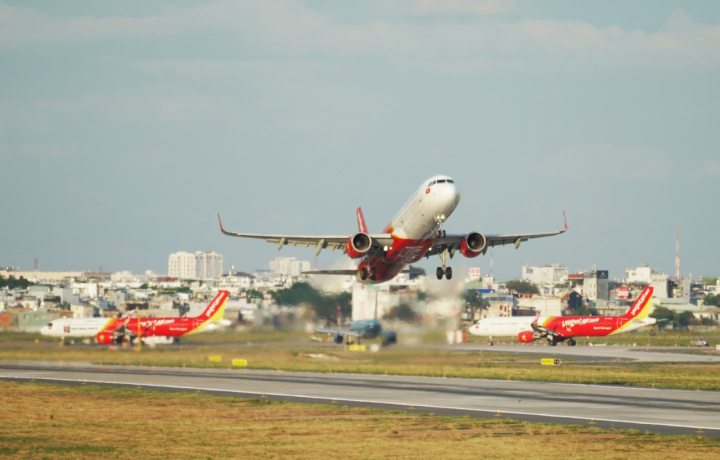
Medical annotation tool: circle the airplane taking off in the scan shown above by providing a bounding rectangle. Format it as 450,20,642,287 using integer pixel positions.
469,286,655,346
315,318,398,347
218,176,567,284
40,291,229,345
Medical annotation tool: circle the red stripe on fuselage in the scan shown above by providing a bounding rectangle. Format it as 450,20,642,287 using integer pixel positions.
543,316,628,337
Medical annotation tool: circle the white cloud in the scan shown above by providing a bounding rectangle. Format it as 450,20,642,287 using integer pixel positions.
375,0,516,16
556,144,673,181
1,1,719,71
695,159,720,178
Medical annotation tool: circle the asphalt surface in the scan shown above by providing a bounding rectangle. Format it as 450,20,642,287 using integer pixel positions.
454,344,720,363
1,361,718,438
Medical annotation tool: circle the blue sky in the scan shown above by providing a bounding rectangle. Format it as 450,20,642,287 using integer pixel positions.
1,0,719,281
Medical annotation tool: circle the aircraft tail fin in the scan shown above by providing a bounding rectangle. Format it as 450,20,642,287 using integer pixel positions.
622,286,653,320
197,290,229,323
356,207,368,233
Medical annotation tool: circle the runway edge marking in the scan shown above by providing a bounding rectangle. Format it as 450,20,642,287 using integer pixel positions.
3,375,718,433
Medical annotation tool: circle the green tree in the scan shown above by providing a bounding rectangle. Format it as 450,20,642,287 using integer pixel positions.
702,294,720,308
383,304,417,322
650,306,675,330
701,276,718,287
463,290,489,320
407,265,426,280
0,275,34,290
270,283,351,323
505,280,539,295
677,311,695,328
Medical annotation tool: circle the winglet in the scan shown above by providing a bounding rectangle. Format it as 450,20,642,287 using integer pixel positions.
562,211,568,232
356,207,368,233
217,213,227,235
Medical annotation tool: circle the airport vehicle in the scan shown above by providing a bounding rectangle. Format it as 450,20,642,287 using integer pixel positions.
690,338,710,347
218,176,566,284
469,286,655,346
40,291,229,344
315,318,397,347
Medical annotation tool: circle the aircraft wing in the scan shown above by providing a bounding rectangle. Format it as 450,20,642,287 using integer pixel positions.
314,327,361,337
427,212,567,256
218,214,393,253
302,268,424,276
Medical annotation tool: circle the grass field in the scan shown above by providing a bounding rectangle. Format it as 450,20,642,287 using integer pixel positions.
1,338,720,390
1,381,718,460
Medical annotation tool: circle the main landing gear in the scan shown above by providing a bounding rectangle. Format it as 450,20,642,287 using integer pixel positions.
359,266,377,281
436,246,453,280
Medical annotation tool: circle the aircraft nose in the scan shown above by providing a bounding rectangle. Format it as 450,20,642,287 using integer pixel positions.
437,182,460,210
40,326,49,335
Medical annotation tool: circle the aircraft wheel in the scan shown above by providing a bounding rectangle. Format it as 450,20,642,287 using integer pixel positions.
436,267,444,280
445,267,452,280
369,267,377,280
548,340,557,346
567,339,576,347
359,267,368,280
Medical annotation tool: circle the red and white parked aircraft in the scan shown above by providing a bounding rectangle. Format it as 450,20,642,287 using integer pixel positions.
218,176,566,283
469,286,655,346
40,291,229,345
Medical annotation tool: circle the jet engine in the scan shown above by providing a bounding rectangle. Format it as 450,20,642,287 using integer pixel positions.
333,333,344,344
518,331,535,343
345,232,372,259
381,332,398,347
96,333,115,345
459,232,487,258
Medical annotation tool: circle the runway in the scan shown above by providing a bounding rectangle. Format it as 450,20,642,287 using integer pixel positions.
454,344,720,363
1,361,718,438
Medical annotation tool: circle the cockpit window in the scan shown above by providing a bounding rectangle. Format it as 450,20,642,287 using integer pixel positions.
437,179,446,183
447,179,454,183
46,323,52,329
428,180,436,186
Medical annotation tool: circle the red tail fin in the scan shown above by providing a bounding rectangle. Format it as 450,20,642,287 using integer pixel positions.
197,291,229,321
622,286,653,319
356,207,368,233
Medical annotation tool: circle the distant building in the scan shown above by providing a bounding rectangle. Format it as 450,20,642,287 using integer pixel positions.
583,270,609,301
267,257,311,277
468,268,481,282
522,264,568,286
168,251,224,280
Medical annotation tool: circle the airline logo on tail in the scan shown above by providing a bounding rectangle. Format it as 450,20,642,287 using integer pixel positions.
623,286,653,320
199,290,228,322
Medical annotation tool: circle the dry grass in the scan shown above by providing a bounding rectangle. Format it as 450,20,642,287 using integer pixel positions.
1,342,720,391
0,381,717,460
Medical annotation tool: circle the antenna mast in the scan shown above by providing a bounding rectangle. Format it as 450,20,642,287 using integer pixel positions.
675,225,681,281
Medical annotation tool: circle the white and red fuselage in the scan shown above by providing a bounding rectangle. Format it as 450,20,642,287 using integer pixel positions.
40,291,229,344
469,287,656,345
353,176,461,283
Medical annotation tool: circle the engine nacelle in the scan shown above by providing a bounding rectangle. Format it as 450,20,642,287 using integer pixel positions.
345,232,372,259
333,333,344,344
459,232,487,258
382,332,398,347
518,331,535,343
96,333,115,345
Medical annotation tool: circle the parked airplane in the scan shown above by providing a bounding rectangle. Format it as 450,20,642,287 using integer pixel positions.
469,286,655,346
40,291,229,345
315,318,397,347
218,176,566,284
